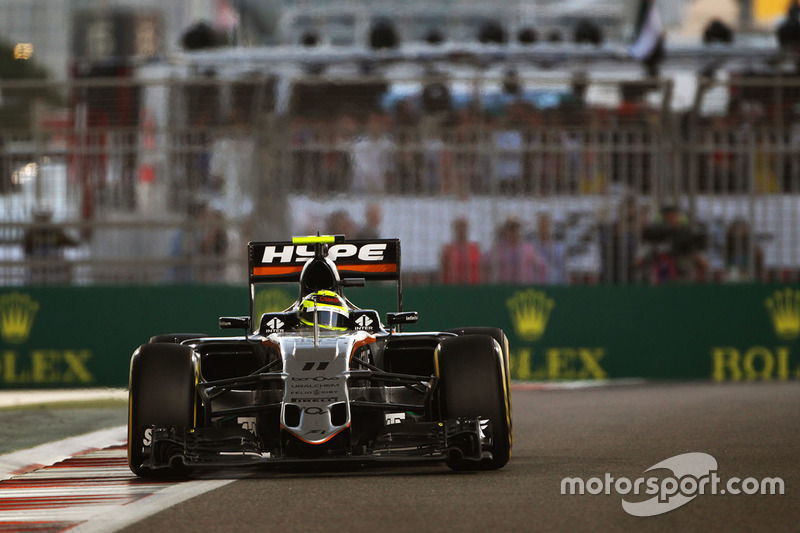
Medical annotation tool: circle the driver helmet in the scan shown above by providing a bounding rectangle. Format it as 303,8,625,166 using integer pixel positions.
298,290,350,331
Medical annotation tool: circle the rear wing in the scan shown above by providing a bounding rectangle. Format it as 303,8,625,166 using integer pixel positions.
247,237,403,317
248,239,400,283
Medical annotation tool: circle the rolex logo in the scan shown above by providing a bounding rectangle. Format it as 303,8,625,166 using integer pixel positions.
0,292,39,345
765,287,800,340
506,289,554,342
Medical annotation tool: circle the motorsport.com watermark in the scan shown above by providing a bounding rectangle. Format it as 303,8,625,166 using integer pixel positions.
561,453,784,517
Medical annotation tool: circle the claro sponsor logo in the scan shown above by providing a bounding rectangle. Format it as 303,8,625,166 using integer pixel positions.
0,291,95,385
561,452,784,517
261,243,387,264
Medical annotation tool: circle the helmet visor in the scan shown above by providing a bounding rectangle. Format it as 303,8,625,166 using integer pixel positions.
299,303,350,331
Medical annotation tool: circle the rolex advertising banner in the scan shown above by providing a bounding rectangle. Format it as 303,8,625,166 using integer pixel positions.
0,284,798,388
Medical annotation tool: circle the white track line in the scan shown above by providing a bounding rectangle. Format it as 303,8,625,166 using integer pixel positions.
0,425,127,480
68,477,236,533
0,430,234,533
511,378,646,391
0,388,127,408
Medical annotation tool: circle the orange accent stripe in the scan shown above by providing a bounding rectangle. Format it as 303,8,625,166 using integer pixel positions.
339,263,397,273
253,265,304,276
261,338,281,351
351,334,376,360
253,263,397,276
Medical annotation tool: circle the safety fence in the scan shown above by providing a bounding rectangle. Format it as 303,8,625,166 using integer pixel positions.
1,74,800,285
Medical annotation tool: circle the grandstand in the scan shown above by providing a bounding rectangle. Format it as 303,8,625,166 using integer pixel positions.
1,0,799,287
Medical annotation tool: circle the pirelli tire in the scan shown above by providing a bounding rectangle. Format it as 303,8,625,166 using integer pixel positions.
437,334,512,471
148,333,206,344
446,327,512,399
128,343,196,478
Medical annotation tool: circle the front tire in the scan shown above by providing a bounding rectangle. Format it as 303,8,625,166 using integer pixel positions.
446,327,512,404
128,343,196,478
437,334,512,470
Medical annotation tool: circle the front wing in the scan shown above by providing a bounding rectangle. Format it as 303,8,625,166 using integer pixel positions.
140,417,493,471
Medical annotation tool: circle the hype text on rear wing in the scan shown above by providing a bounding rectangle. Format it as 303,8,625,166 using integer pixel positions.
247,238,403,315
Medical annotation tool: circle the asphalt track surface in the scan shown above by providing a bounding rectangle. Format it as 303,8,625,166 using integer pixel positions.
117,381,799,533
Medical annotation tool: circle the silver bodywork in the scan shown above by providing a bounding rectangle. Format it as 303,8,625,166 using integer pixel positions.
275,330,373,444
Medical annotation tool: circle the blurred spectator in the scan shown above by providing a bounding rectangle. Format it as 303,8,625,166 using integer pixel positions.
449,106,483,195
490,113,523,194
210,109,255,219
324,115,355,193
421,115,452,194
394,123,421,193
197,203,228,282
326,210,357,237
599,197,640,284
350,111,395,193
484,217,546,284
560,129,582,194
356,203,383,240
393,98,419,127
724,218,764,282
290,115,312,190
531,213,566,284
181,108,215,206
640,205,708,283
169,201,227,282
440,217,482,284
22,208,79,284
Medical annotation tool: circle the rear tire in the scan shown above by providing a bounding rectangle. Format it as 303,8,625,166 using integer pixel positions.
128,343,196,478
437,334,512,470
149,333,206,344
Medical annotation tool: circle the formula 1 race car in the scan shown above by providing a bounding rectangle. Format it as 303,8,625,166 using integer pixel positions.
128,235,512,476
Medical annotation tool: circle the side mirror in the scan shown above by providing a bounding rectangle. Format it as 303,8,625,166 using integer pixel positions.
219,316,251,331
386,311,419,326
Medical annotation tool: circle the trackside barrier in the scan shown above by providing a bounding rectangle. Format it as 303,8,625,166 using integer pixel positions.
0,284,798,387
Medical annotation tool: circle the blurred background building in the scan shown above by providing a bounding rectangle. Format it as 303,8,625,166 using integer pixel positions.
1,0,800,286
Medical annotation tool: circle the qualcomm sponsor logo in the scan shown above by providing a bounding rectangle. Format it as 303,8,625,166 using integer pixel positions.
261,243,387,264
561,452,784,517
0,292,39,344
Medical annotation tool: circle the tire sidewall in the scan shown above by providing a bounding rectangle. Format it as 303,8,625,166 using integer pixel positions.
436,334,511,470
445,327,513,445
128,342,196,477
